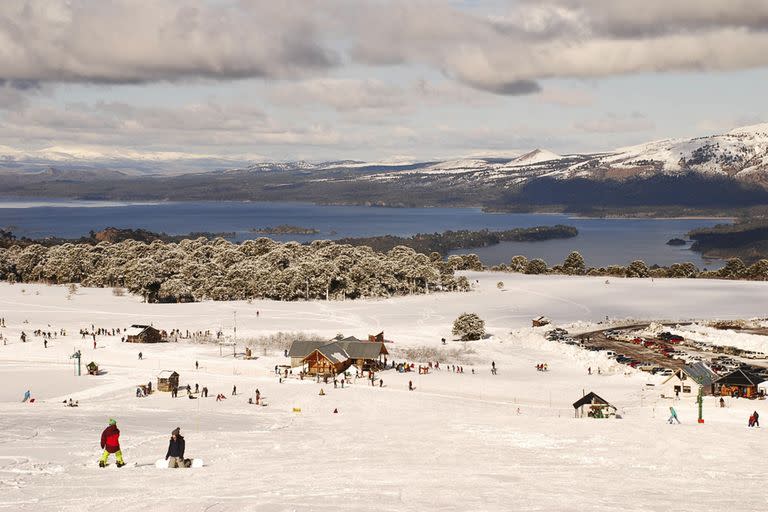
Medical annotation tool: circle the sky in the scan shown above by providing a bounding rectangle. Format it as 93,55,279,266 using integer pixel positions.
1,0,767,164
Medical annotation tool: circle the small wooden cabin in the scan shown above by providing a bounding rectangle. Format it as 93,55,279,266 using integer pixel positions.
86,361,99,375
125,325,163,343
573,392,616,418
715,368,762,398
157,370,179,392
302,343,352,376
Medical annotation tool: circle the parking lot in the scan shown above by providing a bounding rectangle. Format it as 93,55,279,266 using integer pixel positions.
558,323,768,379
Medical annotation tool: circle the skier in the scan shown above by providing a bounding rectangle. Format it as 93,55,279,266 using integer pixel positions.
165,427,186,468
99,419,125,467
44,339,47,349
232,385,236,396
195,361,199,370
22,390,31,403
255,389,261,405
588,367,592,375
719,397,725,408
138,352,142,360
753,411,760,427
408,380,414,391
668,406,680,424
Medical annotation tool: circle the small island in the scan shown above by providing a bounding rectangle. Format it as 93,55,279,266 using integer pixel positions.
251,225,321,235
666,238,687,246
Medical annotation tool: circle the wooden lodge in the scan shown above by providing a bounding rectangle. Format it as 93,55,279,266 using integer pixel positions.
715,368,763,398
288,336,390,376
573,392,617,418
303,343,352,376
157,370,179,392
125,324,163,344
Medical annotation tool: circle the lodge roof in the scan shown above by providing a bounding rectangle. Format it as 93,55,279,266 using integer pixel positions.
287,340,328,358
715,368,763,387
313,343,350,365
572,392,615,410
124,324,157,337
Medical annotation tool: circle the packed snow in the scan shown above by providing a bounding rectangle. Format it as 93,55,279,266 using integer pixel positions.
1,273,767,511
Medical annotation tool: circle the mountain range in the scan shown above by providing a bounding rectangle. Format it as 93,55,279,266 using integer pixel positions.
2,123,768,212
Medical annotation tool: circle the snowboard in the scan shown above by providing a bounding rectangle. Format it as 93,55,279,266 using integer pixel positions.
154,458,204,469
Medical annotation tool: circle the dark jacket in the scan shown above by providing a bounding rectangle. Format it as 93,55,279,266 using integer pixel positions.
165,435,185,460
100,425,120,453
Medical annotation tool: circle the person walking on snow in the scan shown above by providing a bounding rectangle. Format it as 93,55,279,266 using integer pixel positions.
99,418,125,467
668,406,680,424
165,427,186,468
752,411,760,427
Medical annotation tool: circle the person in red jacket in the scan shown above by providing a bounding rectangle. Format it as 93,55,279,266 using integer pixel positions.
98,418,125,467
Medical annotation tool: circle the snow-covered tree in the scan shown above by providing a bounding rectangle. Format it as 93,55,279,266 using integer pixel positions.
452,313,486,341
562,251,586,275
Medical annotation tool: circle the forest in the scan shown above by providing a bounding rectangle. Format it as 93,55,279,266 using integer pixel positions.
0,237,477,302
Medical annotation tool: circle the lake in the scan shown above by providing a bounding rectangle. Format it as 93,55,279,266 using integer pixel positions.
0,199,728,269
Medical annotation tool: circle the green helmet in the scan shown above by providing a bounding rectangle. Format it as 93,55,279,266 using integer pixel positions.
108,418,117,426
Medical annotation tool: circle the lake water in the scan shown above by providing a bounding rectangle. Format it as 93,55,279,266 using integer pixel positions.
0,199,728,269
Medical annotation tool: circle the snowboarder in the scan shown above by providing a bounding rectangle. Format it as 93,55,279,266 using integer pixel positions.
22,390,31,403
165,427,186,468
668,406,680,424
99,419,125,467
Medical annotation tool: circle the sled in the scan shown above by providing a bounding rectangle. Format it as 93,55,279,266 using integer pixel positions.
154,458,204,469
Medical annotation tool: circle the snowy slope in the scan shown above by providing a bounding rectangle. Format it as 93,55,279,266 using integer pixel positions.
1,275,768,511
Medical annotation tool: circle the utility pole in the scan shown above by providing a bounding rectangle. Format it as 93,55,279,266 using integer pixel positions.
697,387,704,424
71,349,81,376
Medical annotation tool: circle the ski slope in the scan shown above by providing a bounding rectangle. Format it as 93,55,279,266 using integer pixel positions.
0,274,767,511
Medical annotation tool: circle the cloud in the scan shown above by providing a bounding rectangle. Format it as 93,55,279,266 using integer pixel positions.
535,87,594,107
0,0,338,84
1,0,767,96
574,113,655,134
269,79,408,112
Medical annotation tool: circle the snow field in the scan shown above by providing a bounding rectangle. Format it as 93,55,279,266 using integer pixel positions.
0,274,767,511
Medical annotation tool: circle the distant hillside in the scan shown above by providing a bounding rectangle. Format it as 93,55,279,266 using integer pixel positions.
1,123,767,213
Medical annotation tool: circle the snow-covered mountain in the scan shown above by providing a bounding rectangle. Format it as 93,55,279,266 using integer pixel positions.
357,123,768,189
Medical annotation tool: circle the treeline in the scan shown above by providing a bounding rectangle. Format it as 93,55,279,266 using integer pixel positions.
336,225,578,256
688,220,768,263
491,252,768,280
0,238,479,302
0,227,235,249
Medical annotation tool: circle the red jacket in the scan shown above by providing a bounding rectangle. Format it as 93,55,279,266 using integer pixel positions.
101,425,120,453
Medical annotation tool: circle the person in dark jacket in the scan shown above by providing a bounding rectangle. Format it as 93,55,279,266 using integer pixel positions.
99,418,125,467
165,427,186,468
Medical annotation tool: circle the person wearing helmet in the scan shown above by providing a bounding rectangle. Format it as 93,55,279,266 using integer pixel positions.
99,418,125,467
